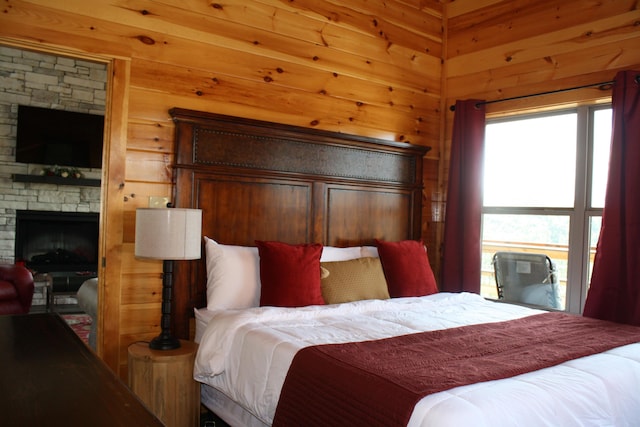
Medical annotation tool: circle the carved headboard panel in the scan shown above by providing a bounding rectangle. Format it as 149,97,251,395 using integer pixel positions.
169,108,430,338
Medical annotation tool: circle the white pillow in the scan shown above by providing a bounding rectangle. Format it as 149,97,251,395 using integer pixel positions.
360,246,379,258
204,237,261,310
320,246,363,262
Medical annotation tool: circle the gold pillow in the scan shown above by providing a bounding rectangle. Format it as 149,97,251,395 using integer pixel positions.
320,257,390,304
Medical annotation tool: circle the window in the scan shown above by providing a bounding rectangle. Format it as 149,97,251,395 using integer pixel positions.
481,106,611,313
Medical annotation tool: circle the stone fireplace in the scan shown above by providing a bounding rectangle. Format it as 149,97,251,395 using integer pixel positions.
0,46,106,310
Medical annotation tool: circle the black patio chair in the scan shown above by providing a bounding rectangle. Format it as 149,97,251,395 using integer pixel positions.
492,252,562,309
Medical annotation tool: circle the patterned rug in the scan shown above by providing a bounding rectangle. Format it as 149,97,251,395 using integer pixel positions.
62,314,92,345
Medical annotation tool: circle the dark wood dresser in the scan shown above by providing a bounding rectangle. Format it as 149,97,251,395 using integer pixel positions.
0,313,163,426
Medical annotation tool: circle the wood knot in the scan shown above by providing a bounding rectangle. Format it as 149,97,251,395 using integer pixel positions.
136,35,155,45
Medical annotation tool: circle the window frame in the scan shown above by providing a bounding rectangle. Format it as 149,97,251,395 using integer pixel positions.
481,104,610,314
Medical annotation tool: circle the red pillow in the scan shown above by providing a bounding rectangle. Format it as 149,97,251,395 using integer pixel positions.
256,241,325,307
375,239,438,297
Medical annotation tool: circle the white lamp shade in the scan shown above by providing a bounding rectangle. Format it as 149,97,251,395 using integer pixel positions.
135,208,202,260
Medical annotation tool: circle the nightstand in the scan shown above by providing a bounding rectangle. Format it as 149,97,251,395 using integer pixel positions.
128,340,200,427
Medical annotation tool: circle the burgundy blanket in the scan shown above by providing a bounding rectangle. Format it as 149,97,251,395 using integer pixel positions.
273,312,640,427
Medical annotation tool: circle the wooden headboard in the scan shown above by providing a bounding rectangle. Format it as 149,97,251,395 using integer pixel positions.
169,108,431,339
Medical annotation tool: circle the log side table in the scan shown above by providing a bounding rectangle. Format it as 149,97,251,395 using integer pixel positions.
128,340,200,427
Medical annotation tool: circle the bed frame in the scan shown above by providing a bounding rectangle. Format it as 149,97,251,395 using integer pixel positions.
169,108,430,339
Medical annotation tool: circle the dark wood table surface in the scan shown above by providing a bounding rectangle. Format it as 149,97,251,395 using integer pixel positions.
0,313,164,426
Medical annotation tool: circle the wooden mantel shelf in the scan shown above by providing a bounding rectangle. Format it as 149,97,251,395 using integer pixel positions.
12,173,101,187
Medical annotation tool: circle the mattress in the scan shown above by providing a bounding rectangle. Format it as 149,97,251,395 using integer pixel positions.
194,292,640,426
200,382,269,427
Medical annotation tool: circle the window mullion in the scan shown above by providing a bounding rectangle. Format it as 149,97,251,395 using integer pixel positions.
566,106,589,313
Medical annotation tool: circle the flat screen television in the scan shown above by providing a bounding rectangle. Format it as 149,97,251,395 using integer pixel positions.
15,105,104,169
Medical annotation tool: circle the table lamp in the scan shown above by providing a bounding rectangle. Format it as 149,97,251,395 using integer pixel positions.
135,207,202,350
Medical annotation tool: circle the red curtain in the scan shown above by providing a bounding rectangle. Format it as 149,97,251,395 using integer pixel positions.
440,100,486,293
583,70,640,325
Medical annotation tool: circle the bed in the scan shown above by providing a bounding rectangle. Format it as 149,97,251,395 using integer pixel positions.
168,109,640,426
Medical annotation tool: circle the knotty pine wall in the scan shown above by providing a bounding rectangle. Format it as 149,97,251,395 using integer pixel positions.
1,0,639,378
0,0,443,377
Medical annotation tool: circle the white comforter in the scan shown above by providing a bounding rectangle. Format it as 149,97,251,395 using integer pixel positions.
194,292,640,426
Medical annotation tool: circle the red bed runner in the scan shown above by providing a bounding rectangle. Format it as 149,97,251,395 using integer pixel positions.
273,312,640,427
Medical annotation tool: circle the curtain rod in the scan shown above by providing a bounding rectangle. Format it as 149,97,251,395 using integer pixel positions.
448,79,624,112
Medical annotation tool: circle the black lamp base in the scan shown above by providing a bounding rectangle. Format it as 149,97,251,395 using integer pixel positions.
149,334,181,350
149,259,181,351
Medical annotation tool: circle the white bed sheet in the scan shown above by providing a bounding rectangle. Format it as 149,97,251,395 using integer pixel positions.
194,306,215,343
194,292,640,426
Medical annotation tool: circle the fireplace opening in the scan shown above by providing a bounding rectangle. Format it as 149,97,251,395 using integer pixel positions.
15,210,99,274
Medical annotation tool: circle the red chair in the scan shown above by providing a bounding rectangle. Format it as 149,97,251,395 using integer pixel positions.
0,265,34,315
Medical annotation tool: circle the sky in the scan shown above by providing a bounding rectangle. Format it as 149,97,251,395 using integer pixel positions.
483,109,611,208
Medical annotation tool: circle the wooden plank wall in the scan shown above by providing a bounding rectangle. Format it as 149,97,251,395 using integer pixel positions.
1,0,639,378
0,0,443,377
